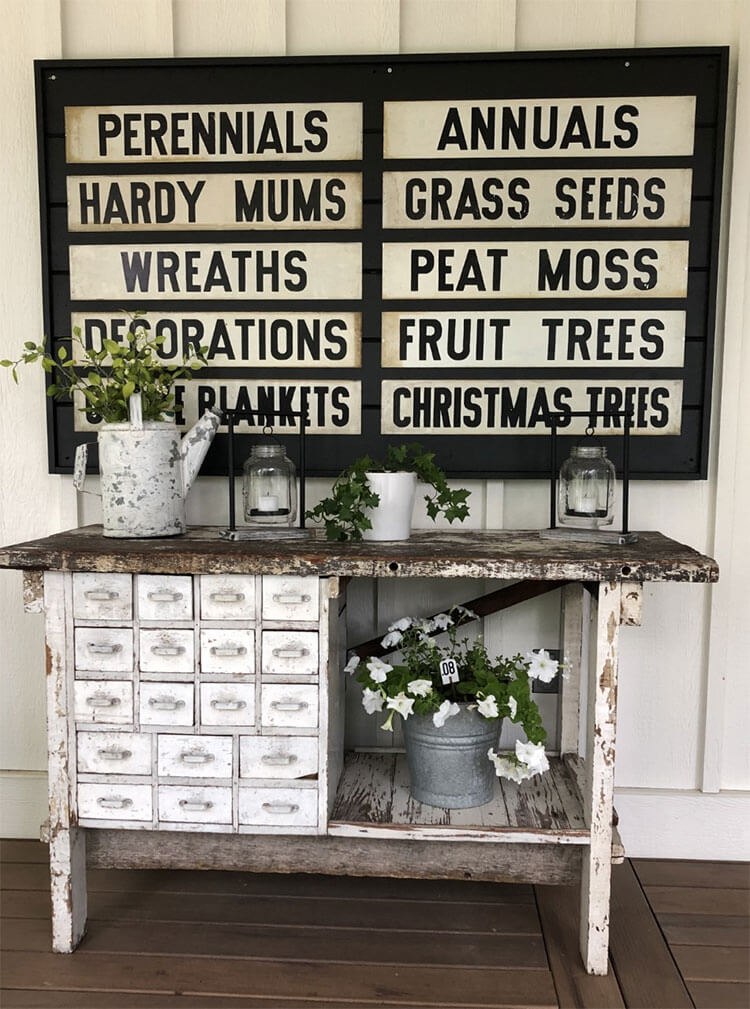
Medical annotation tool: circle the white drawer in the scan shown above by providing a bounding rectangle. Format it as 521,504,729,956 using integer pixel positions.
74,681,133,724
74,627,134,674
73,573,132,621
140,629,195,673
77,731,152,775
140,682,194,727
260,683,318,730
261,631,318,679
262,575,319,622
200,682,255,727
157,734,233,778
200,575,255,620
137,575,193,620
240,735,318,779
78,782,152,821
158,785,232,824
200,628,255,676
238,786,318,828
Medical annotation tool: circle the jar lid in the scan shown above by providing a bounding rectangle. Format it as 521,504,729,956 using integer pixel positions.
250,443,287,457
571,444,607,458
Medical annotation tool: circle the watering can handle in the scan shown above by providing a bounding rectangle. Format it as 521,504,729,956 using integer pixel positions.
129,392,143,429
73,443,88,493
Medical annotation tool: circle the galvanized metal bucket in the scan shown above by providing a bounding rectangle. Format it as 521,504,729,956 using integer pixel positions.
402,704,501,808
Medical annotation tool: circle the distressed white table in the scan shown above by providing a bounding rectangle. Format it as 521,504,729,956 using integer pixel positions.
0,526,717,974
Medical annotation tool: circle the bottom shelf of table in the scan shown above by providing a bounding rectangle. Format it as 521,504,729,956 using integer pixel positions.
328,751,593,845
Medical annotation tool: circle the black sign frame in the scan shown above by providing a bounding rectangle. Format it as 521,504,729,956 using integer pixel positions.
35,46,728,479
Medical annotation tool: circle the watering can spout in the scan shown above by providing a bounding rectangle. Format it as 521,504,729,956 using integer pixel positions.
181,409,222,493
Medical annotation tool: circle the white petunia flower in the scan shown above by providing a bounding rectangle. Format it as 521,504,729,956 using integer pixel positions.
344,654,360,675
431,612,453,631
380,630,403,649
433,699,460,728
515,739,549,776
487,747,530,783
525,648,559,684
388,617,413,633
507,695,518,719
407,678,433,697
366,656,393,683
361,687,385,714
476,694,499,719
452,605,478,621
386,692,415,719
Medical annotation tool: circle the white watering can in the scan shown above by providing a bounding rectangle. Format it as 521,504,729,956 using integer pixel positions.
74,393,221,538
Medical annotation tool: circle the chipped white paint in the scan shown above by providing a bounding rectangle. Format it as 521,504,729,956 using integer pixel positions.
80,398,221,538
580,580,622,975
620,581,643,626
559,582,585,755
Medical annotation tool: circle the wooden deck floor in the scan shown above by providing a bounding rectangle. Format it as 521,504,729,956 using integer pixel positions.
1,840,748,1008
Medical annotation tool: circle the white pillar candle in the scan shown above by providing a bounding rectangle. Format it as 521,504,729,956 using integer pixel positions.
258,494,279,512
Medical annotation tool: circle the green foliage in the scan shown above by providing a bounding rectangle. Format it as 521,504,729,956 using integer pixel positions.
1,312,207,423
305,442,471,541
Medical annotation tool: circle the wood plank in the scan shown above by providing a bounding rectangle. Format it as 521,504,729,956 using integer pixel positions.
644,885,750,917
0,862,535,904
608,860,693,1007
2,951,559,1008
671,944,750,982
0,841,48,864
3,996,339,1009
688,981,750,1009
2,888,543,934
5,914,548,968
633,859,750,890
535,884,625,1008
660,913,750,947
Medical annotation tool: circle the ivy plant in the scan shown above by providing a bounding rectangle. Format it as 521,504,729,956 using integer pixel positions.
306,442,471,541
1,312,207,423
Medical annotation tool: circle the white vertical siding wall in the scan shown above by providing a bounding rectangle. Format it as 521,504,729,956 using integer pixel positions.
1,0,747,858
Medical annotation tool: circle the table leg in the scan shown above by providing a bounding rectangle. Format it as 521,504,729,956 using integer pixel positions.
579,580,621,975
45,571,87,952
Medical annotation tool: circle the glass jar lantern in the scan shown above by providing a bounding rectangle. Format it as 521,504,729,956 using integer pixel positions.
242,443,297,527
558,443,616,529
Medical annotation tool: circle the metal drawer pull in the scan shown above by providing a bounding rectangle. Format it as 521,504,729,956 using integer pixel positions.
178,799,213,812
148,697,185,711
87,642,122,655
180,750,215,765
262,802,299,814
272,593,311,605
84,590,120,601
97,796,133,810
147,590,184,602
272,647,309,659
150,645,186,657
209,591,245,603
97,748,132,761
210,699,247,711
86,694,121,708
270,701,309,712
210,646,247,657
261,754,298,766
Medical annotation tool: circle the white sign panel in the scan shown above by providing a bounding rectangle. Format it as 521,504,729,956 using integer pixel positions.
69,243,363,300
381,379,683,434
74,379,362,434
384,97,696,159
66,103,363,162
71,311,362,368
67,172,363,231
382,169,692,229
382,311,685,368
382,241,689,299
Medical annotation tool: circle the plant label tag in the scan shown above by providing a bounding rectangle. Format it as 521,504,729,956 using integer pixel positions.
439,658,459,684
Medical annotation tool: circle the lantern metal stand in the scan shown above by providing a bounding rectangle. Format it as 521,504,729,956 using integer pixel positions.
219,397,312,541
539,409,639,546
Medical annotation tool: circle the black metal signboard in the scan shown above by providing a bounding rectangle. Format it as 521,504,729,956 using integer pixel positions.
35,47,728,478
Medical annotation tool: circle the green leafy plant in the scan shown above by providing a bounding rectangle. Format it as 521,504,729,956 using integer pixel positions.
305,442,471,541
1,313,207,423
347,606,559,782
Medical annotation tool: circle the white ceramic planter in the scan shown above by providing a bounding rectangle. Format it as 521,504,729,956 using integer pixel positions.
362,471,417,541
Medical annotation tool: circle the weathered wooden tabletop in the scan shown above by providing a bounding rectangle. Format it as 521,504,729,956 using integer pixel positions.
0,526,719,583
